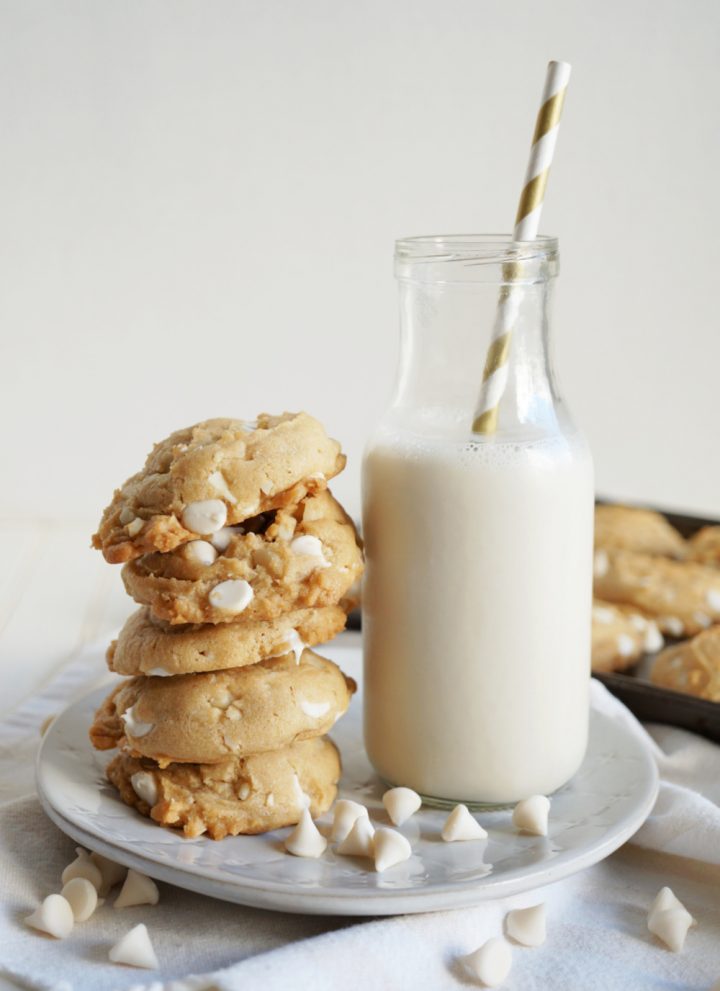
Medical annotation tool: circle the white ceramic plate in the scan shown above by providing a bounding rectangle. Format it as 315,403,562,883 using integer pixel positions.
37,640,658,916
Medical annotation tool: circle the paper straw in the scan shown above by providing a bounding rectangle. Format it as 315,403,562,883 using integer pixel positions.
472,60,571,435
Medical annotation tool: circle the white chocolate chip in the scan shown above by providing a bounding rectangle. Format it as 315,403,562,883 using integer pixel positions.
109,923,159,969
512,795,550,836
593,549,609,578
241,420,258,431
121,705,154,739
114,869,160,909
441,804,488,842
25,894,74,939
290,534,330,569
90,852,127,895
592,606,615,624
130,771,158,807
506,904,546,946
464,938,512,987
291,773,310,811
617,634,636,658
260,478,274,495
373,827,412,872
707,589,720,613
648,907,694,952
119,507,135,525
382,786,421,826
61,878,99,922
209,579,254,613
284,808,327,858
181,499,227,535
126,518,144,537
299,698,331,719
210,526,240,551
337,815,376,858
208,470,238,504
661,616,685,637
184,539,218,567
146,667,172,677
269,628,305,665
330,799,369,842
644,622,664,652
61,847,103,891
238,782,251,800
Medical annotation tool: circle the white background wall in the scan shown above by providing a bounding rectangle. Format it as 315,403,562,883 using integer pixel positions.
1,0,719,526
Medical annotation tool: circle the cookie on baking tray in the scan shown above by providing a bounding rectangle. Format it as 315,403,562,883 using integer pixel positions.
107,605,348,677
651,626,720,702
687,525,720,568
107,736,341,839
93,414,346,564
593,548,720,638
591,599,664,673
90,649,356,766
594,504,686,559
121,490,364,626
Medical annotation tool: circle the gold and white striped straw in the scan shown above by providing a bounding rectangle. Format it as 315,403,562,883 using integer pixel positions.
472,60,571,435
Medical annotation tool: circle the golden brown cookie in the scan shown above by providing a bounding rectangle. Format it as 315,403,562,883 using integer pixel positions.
93,414,346,564
108,606,347,677
687,526,720,567
122,490,364,626
106,736,340,839
90,649,356,765
594,505,686,559
651,627,720,702
591,599,664,673
593,548,720,637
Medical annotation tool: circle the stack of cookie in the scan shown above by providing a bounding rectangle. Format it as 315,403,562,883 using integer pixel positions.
591,504,720,699
89,414,364,839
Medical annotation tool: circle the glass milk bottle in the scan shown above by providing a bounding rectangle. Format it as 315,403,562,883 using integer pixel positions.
362,235,594,806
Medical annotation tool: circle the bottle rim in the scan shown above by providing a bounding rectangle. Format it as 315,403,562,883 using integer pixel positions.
395,233,558,263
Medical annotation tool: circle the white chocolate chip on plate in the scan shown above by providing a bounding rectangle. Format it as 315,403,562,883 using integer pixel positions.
441,804,487,842
382,787,421,826
512,795,550,836
337,816,375,858
284,808,327,858
330,799,369,843
373,827,412,872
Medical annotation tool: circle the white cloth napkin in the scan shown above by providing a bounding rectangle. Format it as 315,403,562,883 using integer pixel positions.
1,642,719,991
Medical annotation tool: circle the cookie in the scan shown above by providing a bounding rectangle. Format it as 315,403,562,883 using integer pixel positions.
122,490,364,626
108,605,347,677
687,526,720,567
594,505,686,559
90,649,356,765
591,599,664,673
93,414,346,564
106,736,340,839
651,628,720,702
594,548,720,637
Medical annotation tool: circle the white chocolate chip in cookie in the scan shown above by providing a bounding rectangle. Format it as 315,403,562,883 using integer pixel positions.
290,534,330,569
617,634,636,658
383,786,421,826
25,894,74,939
109,923,159,969
512,795,550,836
441,804,487,842
126,518,144,537
284,808,327,858
506,904,546,946
373,827,412,872
299,698,331,719
661,616,685,637
644,622,664,652
209,470,238,504
707,589,720,613
208,579,254,613
181,499,227,535
61,847,103,891
146,666,172,677
130,771,158,806
594,549,609,578
115,869,160,909
61,877,99,921
121,705,154,738
464,938,512,987
210,525,242,551
183,539,218,567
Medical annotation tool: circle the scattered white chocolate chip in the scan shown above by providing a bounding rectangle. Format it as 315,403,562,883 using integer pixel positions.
647,887,695,952
109,923,159,970
121,705,154,739
130,771,158,807
441,804,488,842
61,877,99,921
330,800,369,842
126,517,144,537
299,698,331,719
649,886,688,918
707,589,720,613
210,526,239,551
114,869,160,909
61,847,103,891
464,938,512,988
209,579,254,613
512,795,550,836
290,534,330,569
593,549,609,578
337,815,376,858
90,852,127,894
25,894,74,939
119,507,135,525
284,808,327,858
208,470,237,504
382,786,422,826
184,539,218,567
373,827,412,872
506,904,546,947
181,499,227,535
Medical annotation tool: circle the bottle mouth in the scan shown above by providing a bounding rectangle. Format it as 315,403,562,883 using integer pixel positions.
394,234,559,284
